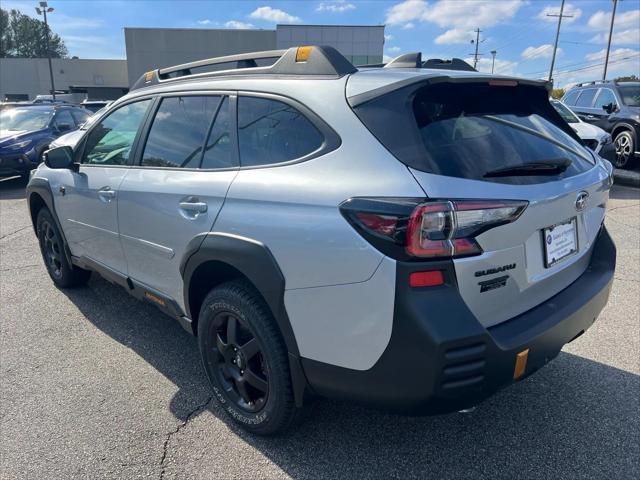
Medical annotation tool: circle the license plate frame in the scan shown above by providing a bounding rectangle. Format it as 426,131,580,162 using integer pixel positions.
542,217,578,268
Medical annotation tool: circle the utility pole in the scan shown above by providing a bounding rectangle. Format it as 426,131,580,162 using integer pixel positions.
470,28,483,70
603,0,618,81
547,0,573,84
490,50,497,74
35,1,56,100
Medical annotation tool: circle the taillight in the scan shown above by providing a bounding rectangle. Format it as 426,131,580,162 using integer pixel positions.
340,198,527,261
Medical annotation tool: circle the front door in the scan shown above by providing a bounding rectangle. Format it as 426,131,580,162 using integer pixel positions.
117,94,237,307
53,99,152,274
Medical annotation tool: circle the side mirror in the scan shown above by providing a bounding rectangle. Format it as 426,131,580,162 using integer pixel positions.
602,103,616,114
56,122,73,133
44,146,76,170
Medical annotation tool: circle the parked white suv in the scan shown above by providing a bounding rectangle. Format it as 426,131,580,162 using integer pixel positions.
27,47,616,435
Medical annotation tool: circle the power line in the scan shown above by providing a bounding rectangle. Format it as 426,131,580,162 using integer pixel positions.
521,50,639,76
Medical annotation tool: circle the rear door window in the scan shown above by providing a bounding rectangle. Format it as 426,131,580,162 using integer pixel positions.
142,96,220,168
575,89,597,108
595,89,617,109
353,82,594,185
237,96,323,167
562,90,579,106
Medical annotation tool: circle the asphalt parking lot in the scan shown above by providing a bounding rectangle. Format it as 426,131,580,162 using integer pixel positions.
1,176,638,480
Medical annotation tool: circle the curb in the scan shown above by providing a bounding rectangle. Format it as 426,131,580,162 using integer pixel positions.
613,169,640,188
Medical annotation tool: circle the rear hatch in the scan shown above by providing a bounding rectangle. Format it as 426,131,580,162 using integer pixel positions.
349,72,612,328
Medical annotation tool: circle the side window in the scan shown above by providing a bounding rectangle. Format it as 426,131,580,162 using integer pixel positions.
71,109,90,126
53,110,74,131
575,89,597,108
238,96,324,167
82,100,151,166
562,90,579,106
201,97,234,169
595,89,617,109
141,96,219,168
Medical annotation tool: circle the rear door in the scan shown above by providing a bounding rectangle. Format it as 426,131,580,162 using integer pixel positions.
352,79,611,328
117,93,238,307
573,88,599,124
591,88,619,132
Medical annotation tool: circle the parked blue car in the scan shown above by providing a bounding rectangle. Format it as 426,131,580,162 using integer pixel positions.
0,104,91,177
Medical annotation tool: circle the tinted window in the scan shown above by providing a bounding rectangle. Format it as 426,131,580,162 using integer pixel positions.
201,97,234,169
562,90,579,105
238,97,323,167
142,96,219,168
83,100,151,166
353,82,594,185
575,89,597,108
71,109,91,126
617,85,639,107
53,110,74,129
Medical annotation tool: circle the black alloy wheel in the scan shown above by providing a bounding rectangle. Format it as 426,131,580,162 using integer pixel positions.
212,311,270,413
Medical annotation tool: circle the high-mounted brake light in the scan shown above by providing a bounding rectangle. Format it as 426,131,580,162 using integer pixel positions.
340,198,528,261
489,79,518,87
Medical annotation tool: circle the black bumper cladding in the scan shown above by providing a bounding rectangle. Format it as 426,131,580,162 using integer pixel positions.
302,226,616,414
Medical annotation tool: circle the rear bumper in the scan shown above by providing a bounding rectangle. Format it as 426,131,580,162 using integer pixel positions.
302,226,616,414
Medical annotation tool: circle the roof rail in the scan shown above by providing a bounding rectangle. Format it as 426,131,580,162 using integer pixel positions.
358,52,476,72
422,58,476,72
574,79,611,87
384,52,422,69
130,45,357,91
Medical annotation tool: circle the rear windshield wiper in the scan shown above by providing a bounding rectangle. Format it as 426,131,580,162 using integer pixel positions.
483,158,572,178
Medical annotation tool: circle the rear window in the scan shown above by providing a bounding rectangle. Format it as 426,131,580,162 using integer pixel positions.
353,82,594,185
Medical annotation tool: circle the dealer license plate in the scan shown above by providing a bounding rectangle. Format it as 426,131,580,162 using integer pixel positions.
543,218,578,268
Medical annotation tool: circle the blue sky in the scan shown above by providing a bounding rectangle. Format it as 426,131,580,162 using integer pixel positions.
3,0,640,88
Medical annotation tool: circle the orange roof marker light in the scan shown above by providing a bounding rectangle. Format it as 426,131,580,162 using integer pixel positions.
296,46,313,63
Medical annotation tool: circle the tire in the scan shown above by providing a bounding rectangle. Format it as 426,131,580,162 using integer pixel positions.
613,130,635,169
198,280,300,435
36,208,91,288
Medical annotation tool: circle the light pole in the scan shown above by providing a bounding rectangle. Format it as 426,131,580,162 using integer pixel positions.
603,0,618,81
35,1,56,100
490,50,497,74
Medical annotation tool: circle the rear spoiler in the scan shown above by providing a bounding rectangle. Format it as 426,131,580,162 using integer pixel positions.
347,75,552,108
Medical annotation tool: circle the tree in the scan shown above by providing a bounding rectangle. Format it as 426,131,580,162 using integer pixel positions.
615,75,638,82
551,88,565,99
0,8,67,58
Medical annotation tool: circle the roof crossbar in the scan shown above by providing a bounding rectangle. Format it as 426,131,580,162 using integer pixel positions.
358,53,476,72
131,45,358,91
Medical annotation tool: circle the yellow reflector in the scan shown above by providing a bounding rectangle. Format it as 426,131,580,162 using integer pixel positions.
145,71,154,82
144,291,165,307
296,46,313,62
513,349,529,380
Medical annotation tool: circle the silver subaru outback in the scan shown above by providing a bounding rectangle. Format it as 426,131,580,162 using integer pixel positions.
26,46,616,435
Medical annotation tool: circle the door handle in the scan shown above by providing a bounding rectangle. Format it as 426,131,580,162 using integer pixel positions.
179,197,208,216
586,115,597,120
179,201,208,213
98,187,116,202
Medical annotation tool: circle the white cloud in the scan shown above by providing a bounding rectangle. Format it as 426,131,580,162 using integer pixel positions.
587,9,639,30
249,6,301,23
472,57,518,76
387,46,401,53
385,0,428,26
197,19,213,25
402,22,415,30
590,28,640,46
435,28,473,45
316,1,355,13
536,3,582,24
385,34,394,41
385,0,524,36
585,48,639,62
224,20,255,29
521,44,558,60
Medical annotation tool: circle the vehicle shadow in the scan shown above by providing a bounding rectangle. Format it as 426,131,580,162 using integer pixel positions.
62,275,639,479
0,175,28,200
609,184,640,200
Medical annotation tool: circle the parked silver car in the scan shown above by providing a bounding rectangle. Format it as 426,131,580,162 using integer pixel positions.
26,47,616,435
